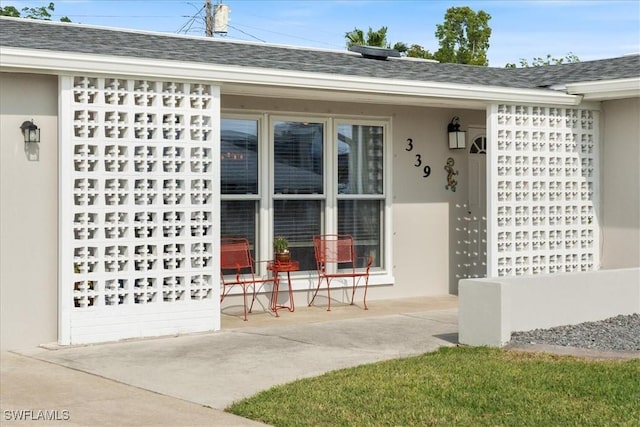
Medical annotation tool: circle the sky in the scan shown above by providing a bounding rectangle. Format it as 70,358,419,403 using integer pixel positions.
3,0,640,67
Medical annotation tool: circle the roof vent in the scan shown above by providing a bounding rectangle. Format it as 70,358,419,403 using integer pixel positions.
349,45,400,60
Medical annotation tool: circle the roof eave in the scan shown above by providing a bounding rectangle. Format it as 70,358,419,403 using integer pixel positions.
566,77,640,101
1,46,584,106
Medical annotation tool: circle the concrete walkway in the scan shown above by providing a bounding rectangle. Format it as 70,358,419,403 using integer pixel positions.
1,296,458,426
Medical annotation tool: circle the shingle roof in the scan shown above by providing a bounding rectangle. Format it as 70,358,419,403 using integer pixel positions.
1,17,638,90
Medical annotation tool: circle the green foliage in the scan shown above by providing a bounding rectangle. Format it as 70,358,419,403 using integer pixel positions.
21,1,54,19
391,41,408,54
345,26,388,48
345,7,491,64
406,44,435,60
228,346,640,426
505,52,581,68
434,6,492,65
345,26,407,54
345,27,365,47
0,6,20,17
364,26,387,47
0,2,70,22
273,236,289,253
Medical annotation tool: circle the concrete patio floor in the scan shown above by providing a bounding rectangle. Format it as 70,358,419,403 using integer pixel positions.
2,295,458,426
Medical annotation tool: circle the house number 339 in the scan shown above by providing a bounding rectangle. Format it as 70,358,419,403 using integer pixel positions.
406,138,431,178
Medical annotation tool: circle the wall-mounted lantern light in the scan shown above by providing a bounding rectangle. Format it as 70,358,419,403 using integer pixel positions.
20,120,40,144
447,116,466,149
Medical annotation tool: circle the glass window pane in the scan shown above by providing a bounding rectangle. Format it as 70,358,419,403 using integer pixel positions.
221,119,258,195
274,200,321,271
337,124,384,195
221,200,257,274
338,200,381,268
274,121,323,194
221,200,256,246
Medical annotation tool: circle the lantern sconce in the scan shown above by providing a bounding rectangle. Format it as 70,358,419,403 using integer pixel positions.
447,116,466,149
20,120,41,144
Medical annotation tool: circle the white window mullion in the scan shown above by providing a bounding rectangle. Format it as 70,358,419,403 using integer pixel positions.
259,113,271,267
383,120,393,272
326,117,337,234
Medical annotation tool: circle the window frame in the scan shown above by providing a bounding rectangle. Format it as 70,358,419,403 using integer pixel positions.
269,116,328,271
219,114,264,272
221,110,393,282
333,119,388,271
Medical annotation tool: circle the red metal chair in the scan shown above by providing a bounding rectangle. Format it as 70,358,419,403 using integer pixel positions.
220,237,274,321
309,234,373,311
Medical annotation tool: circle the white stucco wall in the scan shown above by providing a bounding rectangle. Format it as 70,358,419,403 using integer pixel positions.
391,108,486,296
600,97,640,268
459,268,640,346
1,73,59,350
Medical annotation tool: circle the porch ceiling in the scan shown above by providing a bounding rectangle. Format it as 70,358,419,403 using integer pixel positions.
220,82,489,110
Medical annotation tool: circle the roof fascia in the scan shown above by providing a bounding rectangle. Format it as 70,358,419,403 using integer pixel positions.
566,78,640,100
1,47,583,106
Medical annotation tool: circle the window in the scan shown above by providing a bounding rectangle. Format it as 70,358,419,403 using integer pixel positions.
273,121,324,271
469,135,487,154
273,199,322,270
273,121,323,195
336,123,384,267
220,118,259,258
221,114,387,274
221,118,258,195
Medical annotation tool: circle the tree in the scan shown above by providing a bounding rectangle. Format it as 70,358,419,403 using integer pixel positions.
0,5,20,17
391,41,408,54
406,44,435,60
345,26,387,48
345,26,407,54
363,26,387,47
1,2,70,22
505,52,580,68
434,6,491,65
344,6,490,63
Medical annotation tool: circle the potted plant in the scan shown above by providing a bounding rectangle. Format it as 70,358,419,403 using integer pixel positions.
273,236,290,263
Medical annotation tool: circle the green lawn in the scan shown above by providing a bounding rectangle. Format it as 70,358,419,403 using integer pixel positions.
227,346,640,427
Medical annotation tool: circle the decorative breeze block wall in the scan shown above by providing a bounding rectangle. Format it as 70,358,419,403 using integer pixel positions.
60,76,220,344
489,104,599,277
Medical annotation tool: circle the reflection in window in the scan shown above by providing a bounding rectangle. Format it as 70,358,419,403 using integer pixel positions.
274,121,323,194
221,200,256,240
337,123,384,269
221,119,259,267
337,124,383,195
338,200,381,268
221,119,258,195
274,200,321,271
221,200,257,267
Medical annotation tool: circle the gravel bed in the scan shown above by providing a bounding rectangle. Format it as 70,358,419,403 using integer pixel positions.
509,313,640,352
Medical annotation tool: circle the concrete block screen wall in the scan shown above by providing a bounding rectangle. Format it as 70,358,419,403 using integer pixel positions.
488,104,600,277
59,76,221,344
